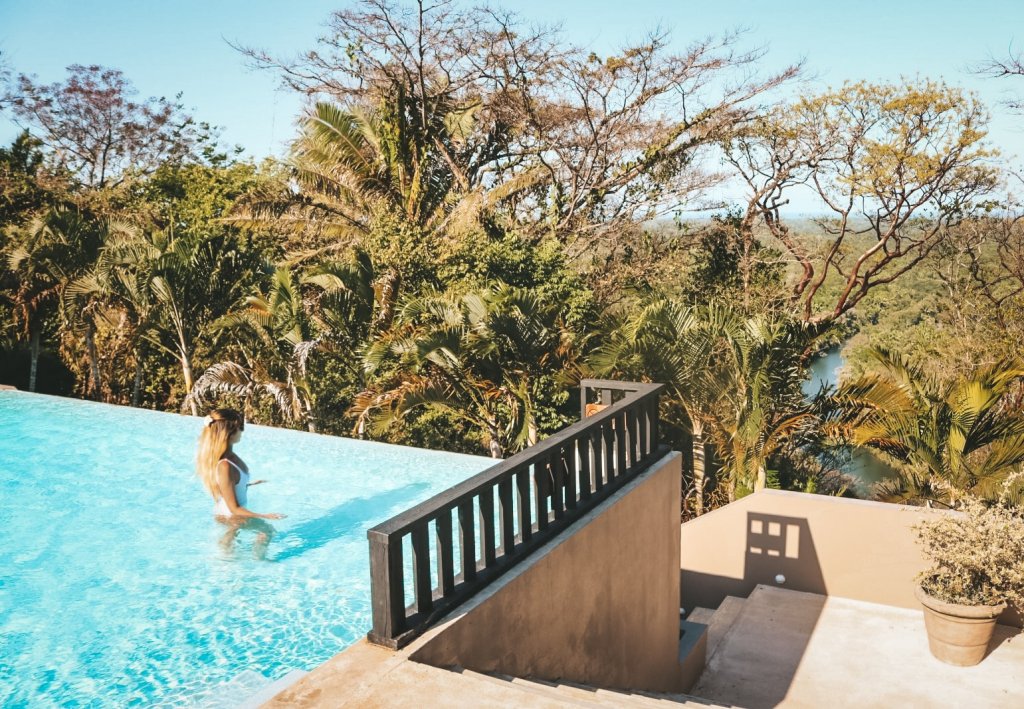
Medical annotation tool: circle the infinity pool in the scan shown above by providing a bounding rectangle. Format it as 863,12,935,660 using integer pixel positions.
0,391,490,707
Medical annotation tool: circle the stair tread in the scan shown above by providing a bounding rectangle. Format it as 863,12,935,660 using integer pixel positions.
686,607,716,625
457,668,732,707
457,669,602,707
705,596,747,661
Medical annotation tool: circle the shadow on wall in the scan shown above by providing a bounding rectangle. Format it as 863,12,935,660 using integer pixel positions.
685,513,826,709
683,511,825,610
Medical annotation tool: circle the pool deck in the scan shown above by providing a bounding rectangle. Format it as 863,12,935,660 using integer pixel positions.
692,585,1024,709
263,585,1024,708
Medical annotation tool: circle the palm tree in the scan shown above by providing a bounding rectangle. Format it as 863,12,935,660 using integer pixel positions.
352,284,578,458
5,206,102,392
830,349,1024,506
233,103,454,331
590,300,719,513
62,220,141,400
189,253,377,430
103,226,257,415
710,312,829,498
591,300,829,511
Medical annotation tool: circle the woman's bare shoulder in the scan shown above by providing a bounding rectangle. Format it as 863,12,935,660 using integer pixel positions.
223,453,249,473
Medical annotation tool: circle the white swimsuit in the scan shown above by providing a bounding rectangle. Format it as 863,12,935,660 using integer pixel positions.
213,458,249,516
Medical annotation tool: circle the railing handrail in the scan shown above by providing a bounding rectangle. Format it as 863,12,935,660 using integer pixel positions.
369,381,662,538
366,379,668,648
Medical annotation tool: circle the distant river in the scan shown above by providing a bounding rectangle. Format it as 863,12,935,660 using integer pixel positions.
804,345,895,489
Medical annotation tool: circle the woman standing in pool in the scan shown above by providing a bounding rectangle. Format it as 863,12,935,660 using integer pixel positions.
196,408,285,522
196,408,284,558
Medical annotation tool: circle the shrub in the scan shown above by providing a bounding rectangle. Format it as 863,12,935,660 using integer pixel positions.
915,496,1024,607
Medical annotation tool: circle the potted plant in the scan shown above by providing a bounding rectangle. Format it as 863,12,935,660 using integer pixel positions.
914,496,1024,666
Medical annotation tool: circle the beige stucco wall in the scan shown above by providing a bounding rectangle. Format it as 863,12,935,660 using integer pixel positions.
410,452,687,692
679,489,1021,628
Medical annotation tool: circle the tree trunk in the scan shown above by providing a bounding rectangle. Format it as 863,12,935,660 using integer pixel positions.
28,325,40,392
181,352,198,416
487,425,503,459
132,351,143,407
373,269,401,333
755,465,767,492
692,422,706,516
527,418,539,447
85,322,102,399
305,399,318,433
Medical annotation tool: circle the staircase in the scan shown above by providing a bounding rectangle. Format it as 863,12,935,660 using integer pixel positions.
455,668,733,707
429,595,754,707
685,594,747,663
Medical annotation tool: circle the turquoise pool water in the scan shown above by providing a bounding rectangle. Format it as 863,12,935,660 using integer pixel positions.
0,391,491,707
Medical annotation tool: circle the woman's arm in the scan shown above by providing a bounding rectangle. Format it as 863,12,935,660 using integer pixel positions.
216,462,285,520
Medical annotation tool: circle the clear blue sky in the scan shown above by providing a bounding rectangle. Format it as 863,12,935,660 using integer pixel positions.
2,0,1023,207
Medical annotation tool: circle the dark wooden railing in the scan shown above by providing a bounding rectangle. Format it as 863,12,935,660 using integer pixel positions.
366,379,668,649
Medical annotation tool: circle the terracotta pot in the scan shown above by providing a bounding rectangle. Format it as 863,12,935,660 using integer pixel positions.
914,585,1007,666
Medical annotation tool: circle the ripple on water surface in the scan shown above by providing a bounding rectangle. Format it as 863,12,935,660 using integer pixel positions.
0,391,491,707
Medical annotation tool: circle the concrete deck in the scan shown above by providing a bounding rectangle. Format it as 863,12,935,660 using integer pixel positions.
693,585,1024,709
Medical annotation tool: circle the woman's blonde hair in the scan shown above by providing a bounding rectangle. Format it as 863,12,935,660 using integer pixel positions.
196,408,244,500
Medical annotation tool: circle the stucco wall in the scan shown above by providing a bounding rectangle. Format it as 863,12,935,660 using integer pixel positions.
410,452,687,692
679,490,1021,628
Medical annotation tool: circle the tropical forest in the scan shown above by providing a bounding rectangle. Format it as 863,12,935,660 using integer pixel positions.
4,0,1024,516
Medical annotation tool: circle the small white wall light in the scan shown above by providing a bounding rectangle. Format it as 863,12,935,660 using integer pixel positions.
774,574,786,585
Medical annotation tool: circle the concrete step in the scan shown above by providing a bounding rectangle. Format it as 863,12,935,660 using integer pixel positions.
705,596,746,661
458,669,602,706
461,668,732,707
593,686,718,706
686,607,716,625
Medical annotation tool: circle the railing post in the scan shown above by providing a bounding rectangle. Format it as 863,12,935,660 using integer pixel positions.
368,529,405,647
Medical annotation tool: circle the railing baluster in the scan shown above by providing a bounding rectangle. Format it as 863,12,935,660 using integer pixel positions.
565,440,578,510
534,460,549,530
602,421,614,486
622,407,630,467
436,510,455,594
578,431,592,501
651,397,660,451
368,530,405,641
498,477,515,557
479,489,495,568
516,468,532,543
616,411,628,476
458,501,476,584
411,525,432,614
638,400,649,460
551,450,565,519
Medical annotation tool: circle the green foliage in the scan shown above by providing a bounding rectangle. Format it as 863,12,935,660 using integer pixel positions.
831,349,1024,506
680,211,786,313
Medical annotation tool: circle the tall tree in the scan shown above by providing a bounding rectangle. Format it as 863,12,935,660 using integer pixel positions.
241,0,799,293
724,80,999,323
5,205,102,391
4,64,198,191
188,256,376,430
591,300,718,513
593,300,830,509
